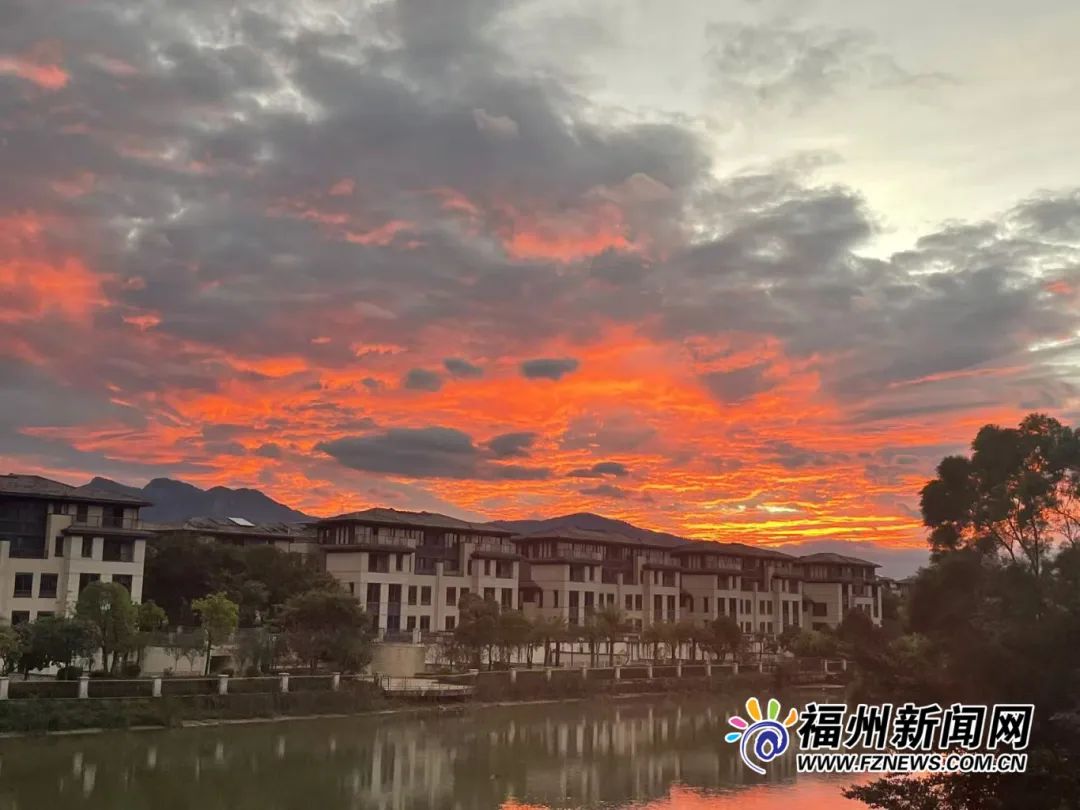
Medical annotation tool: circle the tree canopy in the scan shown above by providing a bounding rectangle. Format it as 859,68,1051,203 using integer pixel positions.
278,589,375,673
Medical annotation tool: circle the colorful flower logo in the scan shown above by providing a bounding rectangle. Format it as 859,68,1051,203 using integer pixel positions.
725,697,800,775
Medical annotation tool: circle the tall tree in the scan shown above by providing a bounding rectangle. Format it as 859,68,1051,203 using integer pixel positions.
920,413,1080,576
76,581,138,674
279,589,375,673
454,594,500,670
595,605,626,666
192,592,239,675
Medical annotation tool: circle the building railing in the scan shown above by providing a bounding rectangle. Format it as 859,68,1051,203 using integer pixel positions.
72,515,142,530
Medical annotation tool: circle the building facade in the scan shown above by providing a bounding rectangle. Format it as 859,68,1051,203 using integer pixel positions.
798,553,883,630
315,508,520,634
0,475,151,624
315,510,884,638
515,528,683,629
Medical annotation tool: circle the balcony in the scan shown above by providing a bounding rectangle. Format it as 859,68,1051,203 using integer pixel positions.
72,515,142,530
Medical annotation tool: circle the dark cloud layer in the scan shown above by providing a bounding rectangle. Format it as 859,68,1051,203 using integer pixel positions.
520,358,581,380
317,427,550,481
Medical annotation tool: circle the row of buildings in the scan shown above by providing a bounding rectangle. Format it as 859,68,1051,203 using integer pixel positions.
0,474,883,636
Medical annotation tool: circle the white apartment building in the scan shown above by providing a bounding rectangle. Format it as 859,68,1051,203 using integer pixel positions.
674,543,805,636
516,528,684,629
799,552,883,630
0,474,151,624
316,508,520,634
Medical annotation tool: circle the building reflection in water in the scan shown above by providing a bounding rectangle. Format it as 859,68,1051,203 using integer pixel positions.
0,696,863,810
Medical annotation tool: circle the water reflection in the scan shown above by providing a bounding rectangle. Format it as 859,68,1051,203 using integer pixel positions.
0,697,863,810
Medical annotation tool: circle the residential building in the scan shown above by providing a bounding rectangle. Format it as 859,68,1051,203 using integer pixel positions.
674,542,804,636
516,528,684,629
315,508,520,634
797,552,883,630
0,474,151,623
149,516,317,555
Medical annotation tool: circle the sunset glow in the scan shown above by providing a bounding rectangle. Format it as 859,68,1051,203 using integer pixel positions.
2,0,1079,577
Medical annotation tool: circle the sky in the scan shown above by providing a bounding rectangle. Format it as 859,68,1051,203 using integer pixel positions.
2,0,1079,577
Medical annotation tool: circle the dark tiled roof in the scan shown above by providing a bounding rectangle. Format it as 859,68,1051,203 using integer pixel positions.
671,540,796,560
0,474,151,506
319,507,512,535
798,552,881,568
514,526,670,548
149,517,315,539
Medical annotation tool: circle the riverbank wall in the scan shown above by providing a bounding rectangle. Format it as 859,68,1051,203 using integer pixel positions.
0,662,833,734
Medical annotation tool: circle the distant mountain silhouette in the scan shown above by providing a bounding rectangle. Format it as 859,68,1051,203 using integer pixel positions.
487,511,689,548
86,477,313,524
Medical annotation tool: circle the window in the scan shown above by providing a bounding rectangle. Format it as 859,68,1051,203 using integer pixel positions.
78,573,100,593
569,565,586,583
812,603,828,617
419,615,430,631
625,594,633,610
395,554,404,571
366,583,381,612
13,573,33,598
446,587,457,606
75,504,88,523
81,536,94,558
484,560,491,577
420,586,431,606
703,598,710,614
36,611,54,619
501,588,513,609
53,536,65,557
39,574,58,599
348,582,355,595
406,616,416,631
460,588,469,599
11,611,30,625
368,553,389,573
484,587,495,602
445,615,456,631
495,560,513,579
635,594,642,610
553,590,559,608
408,586,417,606
113,574,133,593
103,538,134,563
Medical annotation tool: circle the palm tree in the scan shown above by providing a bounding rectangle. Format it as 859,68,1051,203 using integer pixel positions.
595,605,626,666
641,621,668,661
579,619,604,667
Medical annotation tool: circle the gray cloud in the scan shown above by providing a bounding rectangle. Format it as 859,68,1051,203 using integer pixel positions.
317,426,550,480
567,461,630,478
520,357,581,380
485,431,537,458
402,368,444,392
579,484,630,499
700,363,772,404
443,358,485,379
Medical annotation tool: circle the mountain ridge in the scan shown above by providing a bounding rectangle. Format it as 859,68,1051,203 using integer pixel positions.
86,477,313,523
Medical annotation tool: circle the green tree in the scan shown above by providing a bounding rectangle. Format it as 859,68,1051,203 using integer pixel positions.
641,622,667,661
454,594,500,670
920,413,1080,576
0,625,21,674
279,589,375,673
191,592,239,675
531,615,568,667
847,415,1080,809
702,616,743,662
137,600,168,632
595,605,626,666
578,619,604,667
12,617,98,678
495,610,532,666
76,581,138,674
143,535,338,626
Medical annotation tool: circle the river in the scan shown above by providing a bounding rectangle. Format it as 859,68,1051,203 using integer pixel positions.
0,696,868,809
